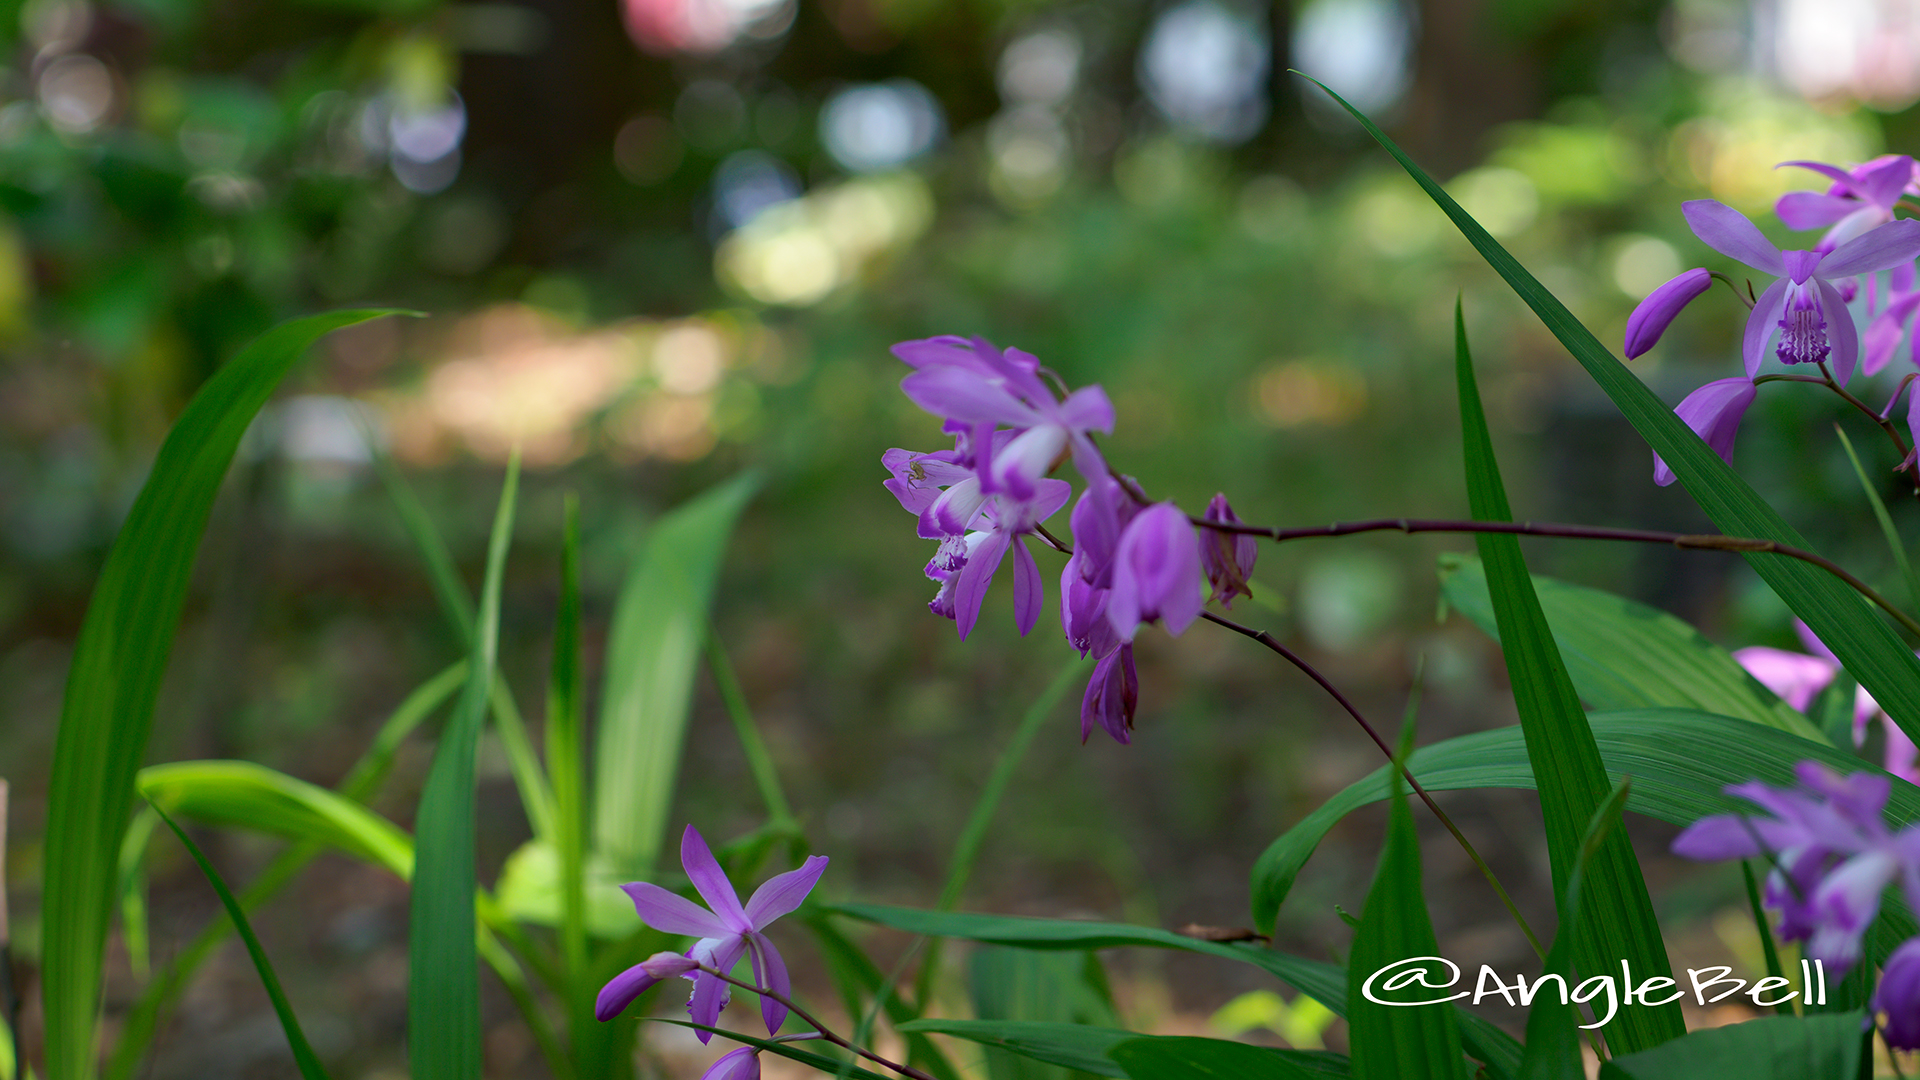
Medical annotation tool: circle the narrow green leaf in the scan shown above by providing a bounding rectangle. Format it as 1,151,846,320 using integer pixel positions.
547,493,591,997
896,1021,1352,1079
41,309,404,1080
1437,555,1821,740
370,440,474,647
1303,72,1920,750
970,947,1118,1080
1250,709,1920,961
107,662,461,1080
1835,425,1920,615
1109,1036,1346,1079
138,761,413,877
1598,1013,1865,1079
594,472,759,877
831,904,1522,1080
708,631,796,827
800,915,967,1080
1455,305,1682,1052
1741,861,1792,1016
409,454,519,1080
1519,779,1630,1079
149,805,331,1080
1346,716,1466,1080
655,1021,895,1080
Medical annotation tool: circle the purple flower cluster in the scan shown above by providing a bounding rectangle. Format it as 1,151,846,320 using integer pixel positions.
882,336,1255,743
1623,156,1920,486
1735,619,1920,784
1673,763,1920,1046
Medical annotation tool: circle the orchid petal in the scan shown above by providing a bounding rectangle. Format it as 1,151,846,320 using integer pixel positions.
1057,385,1116,434
925,477,987,538
900,366,1043,428
1685,199,1786,275
890,336,976,369
619,881,736,938
681,825,751,932
1671,815,1780,860
749,932,791,1035
741,855,829,928
953,528,1011,641
1012,538,1043,636
1865,291,1920,376
1653,376,1757,487
594,962,661,1021
1732,645,1839,711
702,1048,761,1080
1818,278,1861,385
1776,191,1858,230
1857,155,1916,207
1818,218,1920,277
1743,276,1791,377
687,936,747,1039
1779,160,1870,198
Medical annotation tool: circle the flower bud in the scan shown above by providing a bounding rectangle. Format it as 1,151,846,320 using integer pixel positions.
1199,494,1257,608
1106,503,1202,641
1624,268,1712,359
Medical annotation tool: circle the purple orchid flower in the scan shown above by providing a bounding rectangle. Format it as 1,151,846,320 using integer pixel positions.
1776,155,1918,254
945,478,1073,640
701,1047,762,1080
1199,494,1257,608
597,825,828,1038
1738,621,1920,784
1081,642,1138,744
1672,762,1920,972
1628,201,1920,384
1874,937,1920,1050
1652,376,1758,487
1863,264,1920,376
593,951,699,1022
1107,502,1203,642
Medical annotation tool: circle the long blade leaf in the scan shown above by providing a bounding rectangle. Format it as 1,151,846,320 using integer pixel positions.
1303,72,1920,749
1454,305,1682,1052
40,309,404,1080
149,805,331,1080
409,453,519,1080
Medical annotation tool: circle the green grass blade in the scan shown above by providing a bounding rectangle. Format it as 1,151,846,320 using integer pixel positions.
106,663,460,1080
1598,1013,1864,1079
594,472,758,877
149,804,331,1080
1519,780,1630,1078
1346,713,1466,1080
40,309,404,1080
545,494,595,1070
1835,425,1920,614
370,441,475,647
138,761,414,877
410,453,519,1080
897,1021,1352,1079
801,915,967,1080
708,630,796,826
1109,1037,1343,1079
1455,304,1682,1052
1302,71,1920,749
915,661,1082,1009
1438,556,1821,740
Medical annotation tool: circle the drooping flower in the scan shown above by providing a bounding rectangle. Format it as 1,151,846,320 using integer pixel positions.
1198,494,1257,608
1624,267,1712,359
1874,937,1920,1051
943,478,1073,640
1652,376,1758,487
1671,762,1920,972
1081,643,1138,744
598,825,828,1038
1106,503,1203,642
1775,155,1918,254
1627,201,1920,384
701,1047,762,1080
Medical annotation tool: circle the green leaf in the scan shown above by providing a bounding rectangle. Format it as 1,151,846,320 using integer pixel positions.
1597,1013,1865,1080
1250,708,1920,959
894,1022,1350,1080
800,914,967,1080
149,805,331,1080
1306,72,1920,753
410,454,518,1080
831,904,1521,1080
1836,425,1920,614
137,761,413,877
40,309,404,1080
492,838,637,938
970,947,1119,1080
1519,779,1630,1079
1454,306,1682,1053
594,472,759,878
1436,555,1820,740
1345,717,1466,1080
655,1021,896,1080
1110,1036,1347,1079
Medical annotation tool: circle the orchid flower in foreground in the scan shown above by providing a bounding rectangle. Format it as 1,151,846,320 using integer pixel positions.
596,825,828,1040
1672,762,1920,972
1736,621,1920,783
1625,200,1920,384
1651,376,1756,487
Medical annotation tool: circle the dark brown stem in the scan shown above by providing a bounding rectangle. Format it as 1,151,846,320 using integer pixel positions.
697,964,938,1080
1033,523,1072,555
1815,360,1914,469
1198,611,1548,960
1707,270,1755,311
1188,516,1920,639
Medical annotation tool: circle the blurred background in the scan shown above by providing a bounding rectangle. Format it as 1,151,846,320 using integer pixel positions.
5,0,1920,1074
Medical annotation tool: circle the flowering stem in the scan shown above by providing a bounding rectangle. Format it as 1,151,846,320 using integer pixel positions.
694,963,939,1080
1198,610,1548,961
1194,516,1920,640
1708,270,1756,310
1814,360,1915,469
